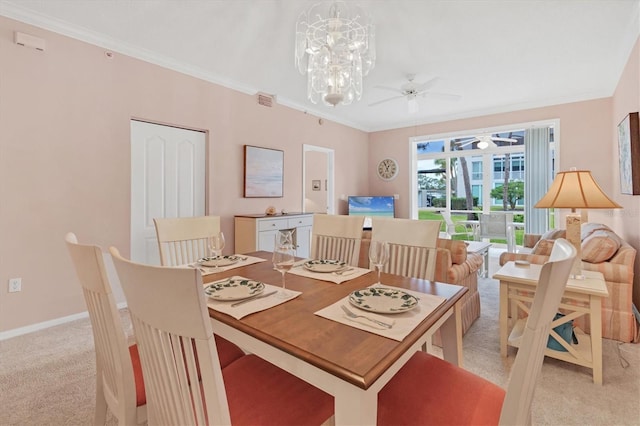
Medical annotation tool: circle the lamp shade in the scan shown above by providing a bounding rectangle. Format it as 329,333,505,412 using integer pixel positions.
534,170,621,210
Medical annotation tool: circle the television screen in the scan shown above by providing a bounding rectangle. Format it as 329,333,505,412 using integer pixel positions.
347,196,395,229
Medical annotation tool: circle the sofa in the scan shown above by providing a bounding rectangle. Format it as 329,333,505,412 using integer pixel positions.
499,223,638,342
359,231,483,335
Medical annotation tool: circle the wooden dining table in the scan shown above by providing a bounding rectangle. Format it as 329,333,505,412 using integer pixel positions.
206,251,468,425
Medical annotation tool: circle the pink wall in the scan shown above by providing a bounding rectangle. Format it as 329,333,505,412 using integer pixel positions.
611,38,640,308
0,16,369,332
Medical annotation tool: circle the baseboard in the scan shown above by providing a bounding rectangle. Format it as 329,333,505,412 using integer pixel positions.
0,301,128,341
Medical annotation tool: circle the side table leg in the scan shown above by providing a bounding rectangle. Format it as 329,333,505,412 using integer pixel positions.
591,295,603,385
500,281,508,357
483,249,489,278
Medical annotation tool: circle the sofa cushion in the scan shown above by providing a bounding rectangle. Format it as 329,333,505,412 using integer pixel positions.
533,239,556,256
541,228,566,240
436,239,467,265
581,223,611,240
581,230,621,263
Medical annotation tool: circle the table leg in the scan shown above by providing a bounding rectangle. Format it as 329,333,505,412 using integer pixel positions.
333,382,377,425
483,248,490,277
500,280,508,357
440,303,463,367
590,295,603,385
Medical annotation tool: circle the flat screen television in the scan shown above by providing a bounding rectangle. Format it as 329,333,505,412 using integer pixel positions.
347,196,395,229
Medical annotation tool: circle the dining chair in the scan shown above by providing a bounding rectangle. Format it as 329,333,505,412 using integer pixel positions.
378,238,577,425
310,214,365,266
109,247,334,425
153,215,220,266
65,232,147,426
476,212,516,252
371,217,441,281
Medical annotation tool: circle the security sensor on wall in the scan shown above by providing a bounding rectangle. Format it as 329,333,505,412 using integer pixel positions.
14,31,46,51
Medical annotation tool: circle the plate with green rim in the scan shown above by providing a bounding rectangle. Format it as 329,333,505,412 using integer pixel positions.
303,259,347,273
204,277,265,301
348,287,419,314
198,255,241,267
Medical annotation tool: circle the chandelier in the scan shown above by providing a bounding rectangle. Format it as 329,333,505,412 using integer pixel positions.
295,1,376,107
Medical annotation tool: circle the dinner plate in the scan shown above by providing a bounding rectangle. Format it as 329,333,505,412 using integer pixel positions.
204,277,265,301
198,255,241,267
348,287,419,314
303,259,347,273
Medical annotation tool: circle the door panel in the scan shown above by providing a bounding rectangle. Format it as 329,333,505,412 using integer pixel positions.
131,120,206,264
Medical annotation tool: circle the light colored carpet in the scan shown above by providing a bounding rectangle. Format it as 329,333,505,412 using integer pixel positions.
1,250,639,425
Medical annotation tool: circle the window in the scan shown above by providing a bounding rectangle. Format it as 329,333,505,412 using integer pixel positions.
411,121,557,238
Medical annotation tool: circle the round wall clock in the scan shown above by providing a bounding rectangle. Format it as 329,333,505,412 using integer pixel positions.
377,158,399,181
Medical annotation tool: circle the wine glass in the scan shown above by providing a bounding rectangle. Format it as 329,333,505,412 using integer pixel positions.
368,240,389,286
207,231,225,270
272,234,295,298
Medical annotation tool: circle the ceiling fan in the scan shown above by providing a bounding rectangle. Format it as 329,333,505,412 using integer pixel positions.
368,74,460,113
456,133,518,149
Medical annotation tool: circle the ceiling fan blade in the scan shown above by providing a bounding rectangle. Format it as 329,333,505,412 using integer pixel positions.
414,77,439,92
368,95,405,107
456,138,479,148
423,91,462,101
492,137,518,143
373,85,403,95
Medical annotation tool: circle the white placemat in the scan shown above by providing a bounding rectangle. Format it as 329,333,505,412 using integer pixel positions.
187,254,266,276
206,276,300,319
288,264,371,284
314,285,446,341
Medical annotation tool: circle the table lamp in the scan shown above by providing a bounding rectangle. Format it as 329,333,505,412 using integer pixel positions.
534,169,621,278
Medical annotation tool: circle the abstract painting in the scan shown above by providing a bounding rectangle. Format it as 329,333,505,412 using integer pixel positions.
618,112,640,195
244,145,284,197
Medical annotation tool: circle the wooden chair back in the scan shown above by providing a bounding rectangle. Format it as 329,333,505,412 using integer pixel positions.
65,233,146,425
500,238,576,424
109,247,231,425
153,215,220,266
371,217,441,281
310,214,364,266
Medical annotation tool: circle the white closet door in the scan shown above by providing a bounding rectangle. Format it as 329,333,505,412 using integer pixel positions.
130,120,206,264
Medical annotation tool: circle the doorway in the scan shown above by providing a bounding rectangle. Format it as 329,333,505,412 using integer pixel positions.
302,144,335,214
130,120,206,264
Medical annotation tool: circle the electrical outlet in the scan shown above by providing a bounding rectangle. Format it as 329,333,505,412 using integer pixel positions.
8,278,22,292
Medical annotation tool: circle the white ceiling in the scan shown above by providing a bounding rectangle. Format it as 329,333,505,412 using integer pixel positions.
2,0,639,132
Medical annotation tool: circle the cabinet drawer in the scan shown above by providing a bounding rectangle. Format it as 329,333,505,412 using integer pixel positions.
258,218,288,231
288,216,313,228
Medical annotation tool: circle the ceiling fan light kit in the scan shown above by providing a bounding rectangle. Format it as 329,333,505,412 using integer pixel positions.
457,133,518,150
295,1,376,107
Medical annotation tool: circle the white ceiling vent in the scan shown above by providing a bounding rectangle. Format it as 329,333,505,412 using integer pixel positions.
257,92,276,107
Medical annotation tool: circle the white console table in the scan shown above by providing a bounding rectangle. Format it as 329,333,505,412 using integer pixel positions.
234,213,313,258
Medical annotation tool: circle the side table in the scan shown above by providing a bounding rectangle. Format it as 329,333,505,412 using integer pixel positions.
466,241,491,278
493,262,609,384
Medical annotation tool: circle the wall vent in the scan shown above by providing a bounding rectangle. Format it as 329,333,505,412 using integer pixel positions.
257,92,276,107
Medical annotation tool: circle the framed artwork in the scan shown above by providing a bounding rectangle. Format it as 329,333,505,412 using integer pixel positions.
617,112,640,195
244,145,284,198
